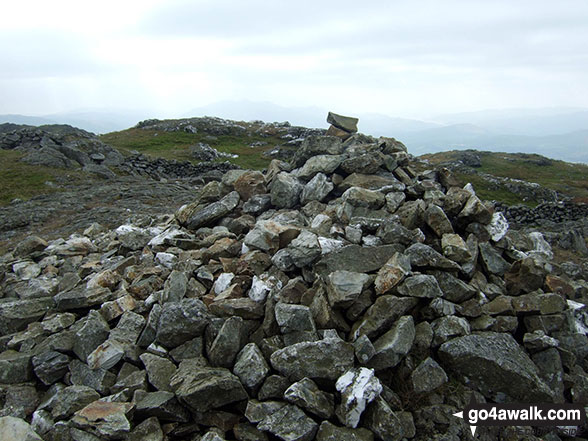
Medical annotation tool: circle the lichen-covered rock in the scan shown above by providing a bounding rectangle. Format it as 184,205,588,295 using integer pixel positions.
233,343,269,390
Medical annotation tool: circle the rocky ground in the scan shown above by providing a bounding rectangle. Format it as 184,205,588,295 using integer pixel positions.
1,127,588,441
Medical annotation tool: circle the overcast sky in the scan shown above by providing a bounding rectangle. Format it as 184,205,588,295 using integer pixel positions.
2,0,588,119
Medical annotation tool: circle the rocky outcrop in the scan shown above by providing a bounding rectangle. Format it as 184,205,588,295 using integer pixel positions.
0,126,587,441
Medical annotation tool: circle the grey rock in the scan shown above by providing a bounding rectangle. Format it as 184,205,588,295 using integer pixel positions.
233,343,269,390
51,386,100,420
208,316,245,368
110,369,147,395
411,357,448,393
0,350,33,383
479,242,510,276
140,353,177,392
271,172,303,208
342,187,386,209
340,153,383,175
234,170,267,201
405,243,461,271
137,304,161,348
72,311,110,362
292,135,343,168
300,172,334,204
424,204,454,237
296,155,343,180
287,230,321,268
353,335,376,364
70,401,134,439
171,360,247,412
432,271,478,303
245,399,287,423
0,297,55,335
532,348,565,403
441,233,472,263
315,244,404,278
209,298,265,319
86,339,125,370
339,173,403,192
458,194,492,225
275,303,316,334
69,360,116,395
234,422,269,441
178,191,240,230
395,200,425,229
135,391,190,422
32,351,70,385
257,404,318,441
270,339,355,381
259,375,291,401
431,315,471,346
396,274,443,298
155,298,211,348
350,295,418,341
169,336,204,362
284,377,335,419
243,193,272,215
0,416,44,441
161,270,188,303
327,270,371,308
363,397,404,441
438,332,557,402
375,221,415,246
126,417,164,441
385,192,406,213
316,421,374,441
367,316,415,370
54,286,114,311
327,112,358,132
336,367,382,428
244,220,300,253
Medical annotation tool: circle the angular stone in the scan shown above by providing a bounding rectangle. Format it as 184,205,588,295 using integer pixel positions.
234,170,267,201
100,295,137,322
135,391,190,422
327,112,358,132
86,339,125,370
275,303,316,334
245,400,287,423
367,316,415,370
233,343,269,390
127,417,165,441
296,155,343,180
425,204,453,237
244,220,300,253
0,416,44,441
396,200,425,230
411,357,448,393
438,332,557,402
0,350,33,383
72,311,110,362
243,193,272,215
432,271,477,303
316,421,374,441
532,348,565,403
69,360,116,395
397,274,443,298
209,298,265,319
363,397,404,441
458,194,492,225
208,316,245,368
315,244,404,278
441,233,472,263
385,192,406,213
350,295,418,341
155,298,211,348
287,230,321,268
327,271,371,308
170,361,247,412
340,153,382,175
292,136,343,168
353,334,376,364
178,191,240,230
234,423,269,441
336,367,382,428
479,242,510,276
431,315,471,346
51,385,100,419
342,187,386,209
259,375,290,401
14,236,48,257
339,173,403,192
32,351,70,385
0,297,54,334
161,270,188,303
111,369,147,395
137,304,161,348
271,172,303,209
405,243,460,271
375,221,415,246
71,401,134,439
505,257,546,295
284,377,334,419
270,339,354,381
54,286,114,311
140,353,177,392
257,404,318,441
301,172,334,204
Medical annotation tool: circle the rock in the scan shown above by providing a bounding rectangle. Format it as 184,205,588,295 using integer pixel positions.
0,350,33,383
287,230,321,268
208,316,245,368
301,173,334,204
243,193,272,215
505,257,546,295
259,375,291,401
339,173,403,192
363,397,404,441
275,303,316,334
342,187,386,209
177,191,240,230
135,391,190,422
209,298,265,319
257,404,318,441
410,357,448,393
234,170,267,201
326,271,371,308
336,368,382,428
340,154,383,175
397,274,443,298
245,400,287,423
155,298,211,348
234,423,269,441
271,172,303,208
69,360,116,395
479,242,510,276
367,316,415,370
441,233,472,263
13,236,48,257
350,295,419,341
140,353,177,392
51,386,100,419
292,135,343,168
315,244,403,278
0,416,44,441
284,377,335,419
438,332,557,402
32,351,70,385
86,339,125,370
431,315,471,346
126,417,165,441
458,194,492,225
327,112,359,133
71,401,134,439
72,311,110,362
54,287,114,311
424,204,454,236
316,421,374,441
233,343,269,390
244,220,300,254
405,243,460,271
171,361,247,412
487,211,509,241
270,339,355,381
296,155,343,181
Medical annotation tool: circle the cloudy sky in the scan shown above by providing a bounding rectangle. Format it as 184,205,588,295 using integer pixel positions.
2,0,588,119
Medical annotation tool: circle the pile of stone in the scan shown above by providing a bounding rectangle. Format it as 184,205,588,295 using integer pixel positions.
119,153,239,181
1,128,587,441
0,125,123,177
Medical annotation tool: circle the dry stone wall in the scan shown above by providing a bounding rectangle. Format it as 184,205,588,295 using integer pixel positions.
1,132,587,441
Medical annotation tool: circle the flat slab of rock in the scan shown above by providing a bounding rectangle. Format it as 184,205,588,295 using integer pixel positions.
327,112,359,133
71,401,134,439
258,404,318,441
315,244,404,278
270,339,354,381
177,191,240,230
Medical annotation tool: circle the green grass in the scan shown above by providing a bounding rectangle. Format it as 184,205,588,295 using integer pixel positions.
0,150,86,206
100,128,282,170
420,150,588,204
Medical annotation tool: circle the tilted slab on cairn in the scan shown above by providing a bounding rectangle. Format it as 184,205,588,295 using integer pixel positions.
0,113,586,440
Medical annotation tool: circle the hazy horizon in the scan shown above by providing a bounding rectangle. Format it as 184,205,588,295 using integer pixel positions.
2,0,588,120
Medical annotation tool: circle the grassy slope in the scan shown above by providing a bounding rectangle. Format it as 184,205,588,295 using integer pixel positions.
0,150,86,205
100,128,283,171
420,150,588,205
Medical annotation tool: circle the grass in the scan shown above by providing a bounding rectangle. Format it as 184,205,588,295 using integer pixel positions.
420,150,588,205
100,128,283,170
0,150,86,206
